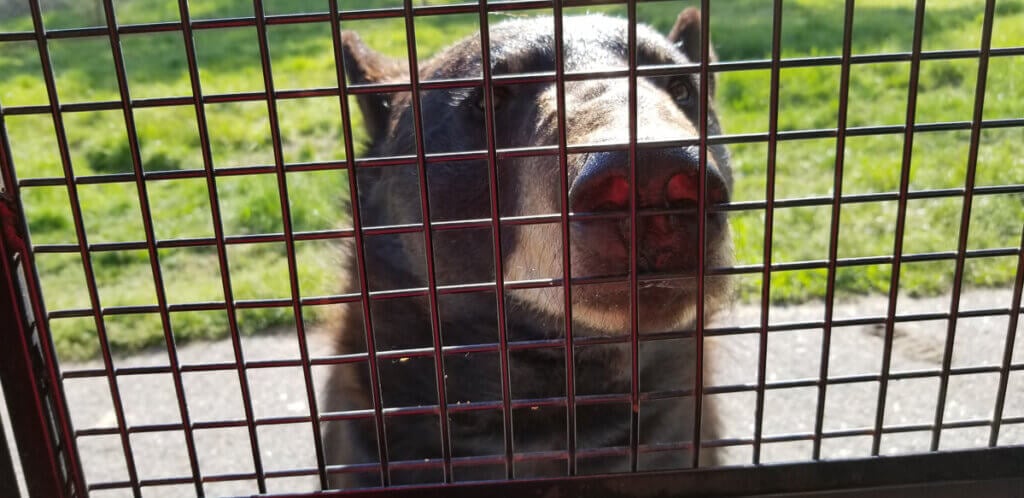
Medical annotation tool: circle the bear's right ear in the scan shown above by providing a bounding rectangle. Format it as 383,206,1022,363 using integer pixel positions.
668,8,717,96
341,31,408,141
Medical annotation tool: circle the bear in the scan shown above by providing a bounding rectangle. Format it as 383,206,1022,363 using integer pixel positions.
321,7,733,489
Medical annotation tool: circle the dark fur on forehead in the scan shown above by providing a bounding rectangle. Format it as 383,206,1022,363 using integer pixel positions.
341,9,716,146
421,12,709,77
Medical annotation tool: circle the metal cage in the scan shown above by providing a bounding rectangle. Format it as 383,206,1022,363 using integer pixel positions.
1,0,1023,496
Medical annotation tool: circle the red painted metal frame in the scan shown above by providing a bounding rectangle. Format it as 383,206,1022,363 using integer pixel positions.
0,0,1023,496
1,159,83,495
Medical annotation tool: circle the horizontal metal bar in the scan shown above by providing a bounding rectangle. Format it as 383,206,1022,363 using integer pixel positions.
77,445,1024,495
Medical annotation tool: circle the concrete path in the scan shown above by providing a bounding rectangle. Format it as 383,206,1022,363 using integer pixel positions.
8,288,1022,497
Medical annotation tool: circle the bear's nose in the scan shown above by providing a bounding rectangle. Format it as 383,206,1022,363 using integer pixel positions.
569,147,728,214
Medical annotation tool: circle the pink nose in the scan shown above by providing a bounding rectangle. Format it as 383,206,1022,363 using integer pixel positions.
569,147,728,213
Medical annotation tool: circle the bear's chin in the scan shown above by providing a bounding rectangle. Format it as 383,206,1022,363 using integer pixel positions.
568,268,734,336
566,281,697,335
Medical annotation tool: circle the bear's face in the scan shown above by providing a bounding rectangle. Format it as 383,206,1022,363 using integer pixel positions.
343,10,732,336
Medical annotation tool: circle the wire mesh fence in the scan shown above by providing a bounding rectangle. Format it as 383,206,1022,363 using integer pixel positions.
0,0,1022,496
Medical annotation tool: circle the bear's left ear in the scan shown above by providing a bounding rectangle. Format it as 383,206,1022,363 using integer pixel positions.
341,31,409,142
668,8,717,96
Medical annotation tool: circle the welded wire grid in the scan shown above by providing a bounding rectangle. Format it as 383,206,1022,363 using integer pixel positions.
0,0,1022,496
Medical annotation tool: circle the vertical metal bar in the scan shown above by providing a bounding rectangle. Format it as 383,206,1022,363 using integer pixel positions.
0,231,59,497
0,107,54,498
753,0,783,465
0,104,13,193
249,0,329,487
626,0,640,474
97,2,204,494
475,0,517,481
173,0,267,491
550,0,577,478
990,226,1024,446
0,151,6,201
0,405,20,498
0,104,85,497
873,0,928,457
25,1,143,494
813,0,856,461
326,0,391,486
399,0,453,483
691,0,711,469
931,0,995,452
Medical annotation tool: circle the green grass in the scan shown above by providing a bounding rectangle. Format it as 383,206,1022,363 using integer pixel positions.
1,0,1022,360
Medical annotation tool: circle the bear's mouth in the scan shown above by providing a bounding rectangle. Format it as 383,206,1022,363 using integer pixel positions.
566,279,699,333
566,226,731,334
637,277,697,289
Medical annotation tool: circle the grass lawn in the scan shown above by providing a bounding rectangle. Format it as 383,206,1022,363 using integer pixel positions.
1,0,1021,360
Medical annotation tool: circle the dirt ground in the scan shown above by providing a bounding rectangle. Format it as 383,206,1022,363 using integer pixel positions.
4,288,1022,496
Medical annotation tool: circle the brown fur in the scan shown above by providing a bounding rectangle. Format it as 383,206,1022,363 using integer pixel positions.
322,9,733,489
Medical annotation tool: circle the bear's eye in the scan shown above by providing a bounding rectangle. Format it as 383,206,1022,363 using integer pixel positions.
669,79,695,107
476,85,508,114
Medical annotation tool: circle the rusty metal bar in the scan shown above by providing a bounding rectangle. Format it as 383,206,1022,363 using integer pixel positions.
314,446,1024,498
551,0,578,478
989,226,1024,446
327,0,392,486
692,0,712,469
753,0,784,465
0,403,21,498
476,0,518,481
0,92,85,497
250,0,330,487
813,0,856,461
873,0,928,457
0,222,66,497
25,0,144,493
400,0,454,484
626,0,641,474
931,0,996,452
97,1,205,493
173,0,268,491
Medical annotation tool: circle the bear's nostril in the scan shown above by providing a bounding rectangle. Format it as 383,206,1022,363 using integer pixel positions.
577,174,630,212
666,172,698,205
602,176,630,210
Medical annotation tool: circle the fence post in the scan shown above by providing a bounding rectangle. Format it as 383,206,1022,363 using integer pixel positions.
0,405,21,498
0,199,74,497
